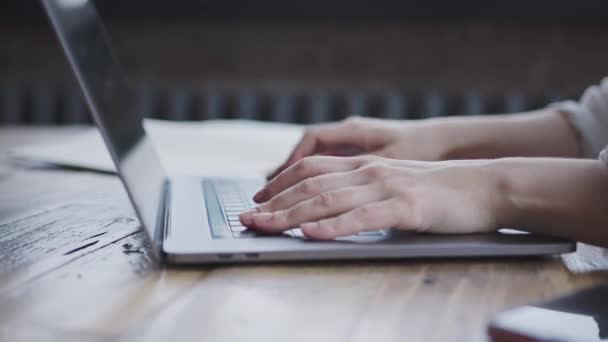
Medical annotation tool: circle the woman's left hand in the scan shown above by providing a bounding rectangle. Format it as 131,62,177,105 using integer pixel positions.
239,156,505,240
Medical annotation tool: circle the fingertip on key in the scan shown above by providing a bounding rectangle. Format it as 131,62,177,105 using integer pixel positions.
252,212,273,225
253,190,265,203
239,210,256,226
301,222,334,240
300,222,319,231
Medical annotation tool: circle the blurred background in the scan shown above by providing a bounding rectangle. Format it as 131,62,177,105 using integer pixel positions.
1,0,607,124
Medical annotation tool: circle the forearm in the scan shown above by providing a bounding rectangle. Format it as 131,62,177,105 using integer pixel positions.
424,108,581,160
491,157,608,246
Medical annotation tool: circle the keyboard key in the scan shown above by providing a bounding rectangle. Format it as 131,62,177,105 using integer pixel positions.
225,212,246,217
224,203,246,207
291,228,305,238
223,203,247,208
232,231,257,238
282,229,295,237
357,231,383,236
225,210,246,214
223,204,247,209
224,207,245,211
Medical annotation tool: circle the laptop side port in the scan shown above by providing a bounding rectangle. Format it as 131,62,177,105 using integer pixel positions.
217,253,233,260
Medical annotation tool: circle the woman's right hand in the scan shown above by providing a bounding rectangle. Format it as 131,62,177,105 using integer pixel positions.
266,116,448,180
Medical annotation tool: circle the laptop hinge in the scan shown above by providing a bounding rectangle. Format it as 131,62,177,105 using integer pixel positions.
152,179,171,262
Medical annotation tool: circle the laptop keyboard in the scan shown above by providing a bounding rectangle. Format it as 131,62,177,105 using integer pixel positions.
215,180,264,238
204,179,384,239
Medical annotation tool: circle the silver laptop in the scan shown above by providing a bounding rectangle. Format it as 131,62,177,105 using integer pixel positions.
41,0,575,264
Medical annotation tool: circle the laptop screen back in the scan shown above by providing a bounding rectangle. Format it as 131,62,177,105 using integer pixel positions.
41,0,168,256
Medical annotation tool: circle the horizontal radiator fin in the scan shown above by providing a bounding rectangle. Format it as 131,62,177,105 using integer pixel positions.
0,82,568,125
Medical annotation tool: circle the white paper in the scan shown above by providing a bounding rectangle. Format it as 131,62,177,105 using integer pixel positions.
10,119,305,177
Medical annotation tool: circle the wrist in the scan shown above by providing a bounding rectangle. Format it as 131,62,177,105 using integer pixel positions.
483,157,608,243
482,158,522,230
420,109,580,161
412,118,469,161
420,116,494,161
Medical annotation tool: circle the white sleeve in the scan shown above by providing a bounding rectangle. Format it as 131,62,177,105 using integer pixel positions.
551,77,608,160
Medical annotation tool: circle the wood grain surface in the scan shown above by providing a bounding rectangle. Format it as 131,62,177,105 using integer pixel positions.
0,126,607,342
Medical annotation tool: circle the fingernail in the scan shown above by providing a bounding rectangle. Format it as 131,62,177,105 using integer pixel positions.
301,222,319,231
253,189,265,203
239,210,257,226
252,212,273,224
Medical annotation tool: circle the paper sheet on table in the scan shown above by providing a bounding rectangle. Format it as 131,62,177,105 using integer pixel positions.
9,119,305,177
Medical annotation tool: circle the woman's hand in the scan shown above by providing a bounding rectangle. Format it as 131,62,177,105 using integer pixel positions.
266,109,581,181
266,117,449,180
240,156,504,240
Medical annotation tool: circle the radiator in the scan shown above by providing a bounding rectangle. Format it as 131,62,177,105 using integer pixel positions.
0,82,568,125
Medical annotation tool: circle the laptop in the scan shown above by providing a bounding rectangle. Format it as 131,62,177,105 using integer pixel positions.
41,0,575,264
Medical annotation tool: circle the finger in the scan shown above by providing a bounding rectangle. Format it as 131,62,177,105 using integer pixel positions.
255,156,364,203
300,198,403,240
266,121,367,180
266,131,317,181
257,169,370,212
249,184,385,232
320,145,364,157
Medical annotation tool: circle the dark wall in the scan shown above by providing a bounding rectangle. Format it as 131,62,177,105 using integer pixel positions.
1,1,607,124
3,1,608,24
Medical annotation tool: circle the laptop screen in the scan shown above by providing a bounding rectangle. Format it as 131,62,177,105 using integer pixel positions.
41,0,168,257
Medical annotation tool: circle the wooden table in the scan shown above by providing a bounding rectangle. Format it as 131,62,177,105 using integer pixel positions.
1,126,607,342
